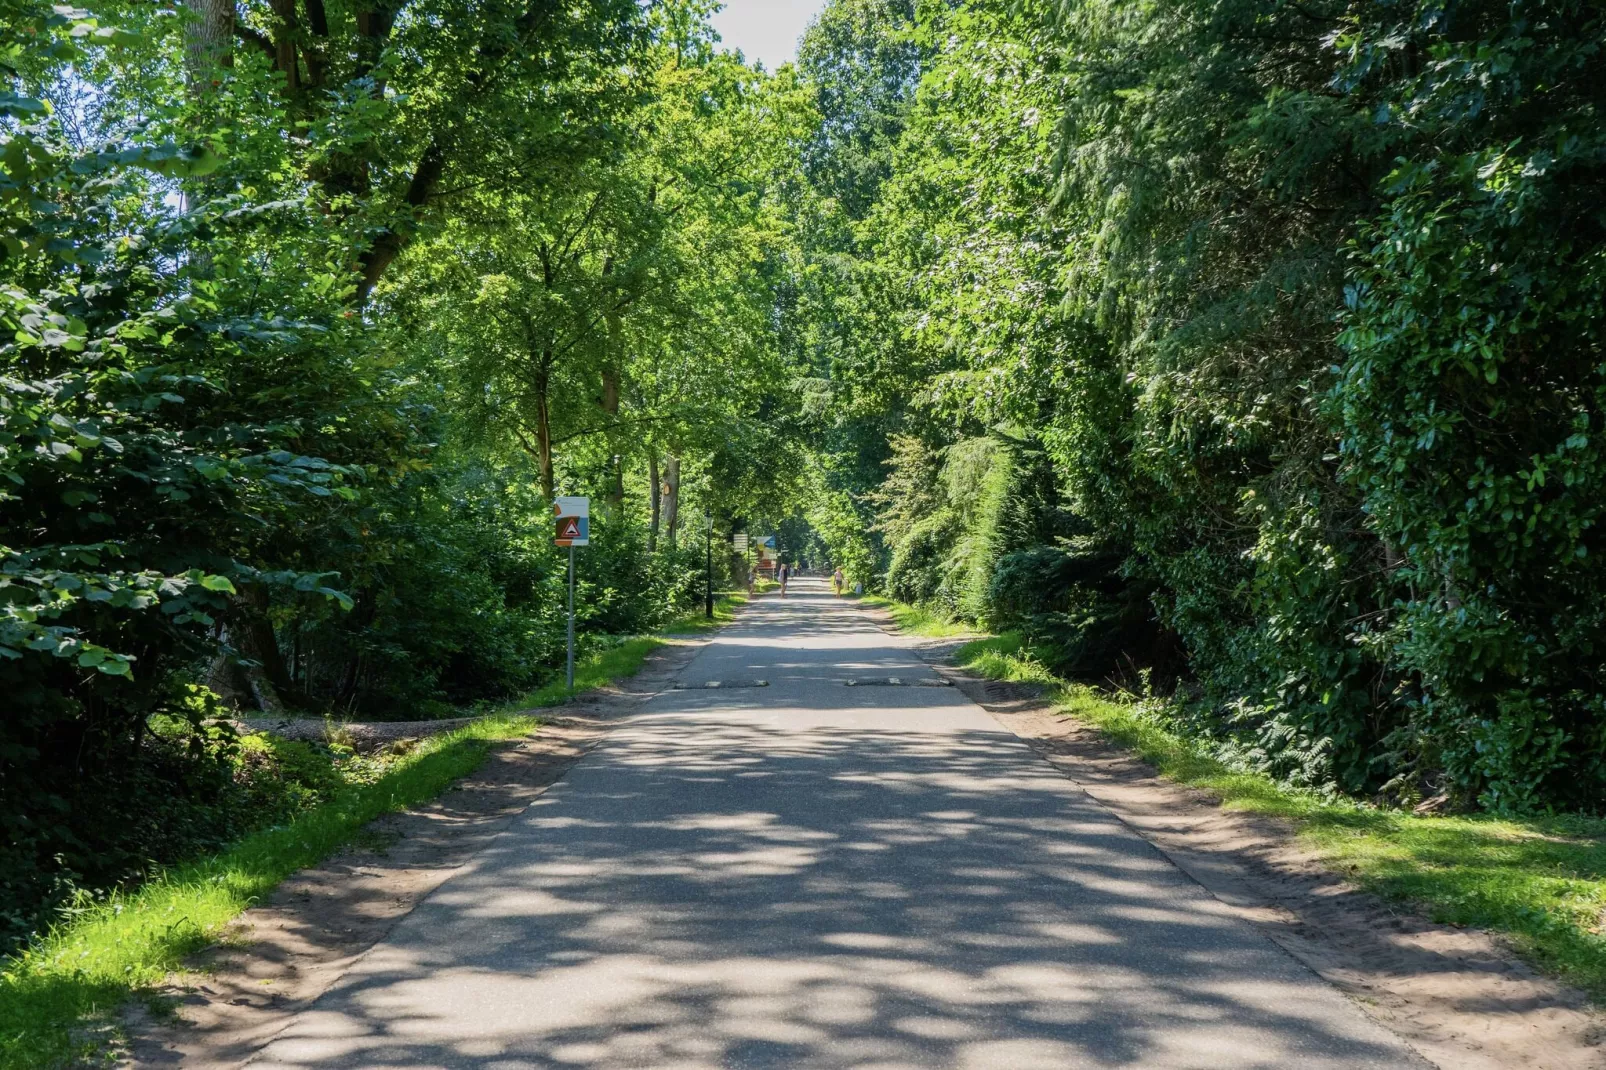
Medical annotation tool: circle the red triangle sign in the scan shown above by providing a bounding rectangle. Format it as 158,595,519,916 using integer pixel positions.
559,517,581,538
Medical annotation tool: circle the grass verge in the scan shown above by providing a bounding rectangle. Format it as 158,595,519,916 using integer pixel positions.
506,592,748,711
2,592,750,1068
0,713,536,1069
858,594,974,638
947,631,1606,1001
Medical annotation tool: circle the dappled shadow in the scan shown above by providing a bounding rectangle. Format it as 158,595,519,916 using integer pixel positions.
252,711,1419,1069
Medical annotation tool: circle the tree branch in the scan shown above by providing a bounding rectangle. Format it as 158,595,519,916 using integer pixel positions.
235,24,276,59
355,140,446,306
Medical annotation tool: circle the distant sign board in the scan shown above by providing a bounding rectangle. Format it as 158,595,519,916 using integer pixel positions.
553,496,589,547
733,533,749,552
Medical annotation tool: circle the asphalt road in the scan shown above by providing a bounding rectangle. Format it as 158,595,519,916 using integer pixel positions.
251,579,1425,1069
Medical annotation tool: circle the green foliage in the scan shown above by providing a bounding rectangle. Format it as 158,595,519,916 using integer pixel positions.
1329,0,1606,811
802,0,1606,813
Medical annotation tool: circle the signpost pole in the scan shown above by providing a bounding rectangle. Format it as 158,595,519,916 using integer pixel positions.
566,543,576,689
553,495,588,691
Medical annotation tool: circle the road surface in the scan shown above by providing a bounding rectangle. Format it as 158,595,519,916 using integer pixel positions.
251,579,1424,1069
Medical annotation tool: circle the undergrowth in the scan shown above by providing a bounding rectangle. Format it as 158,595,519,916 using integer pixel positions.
945,628,1606,1002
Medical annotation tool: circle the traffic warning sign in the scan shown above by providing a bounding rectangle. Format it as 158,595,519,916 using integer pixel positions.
553,496,589,546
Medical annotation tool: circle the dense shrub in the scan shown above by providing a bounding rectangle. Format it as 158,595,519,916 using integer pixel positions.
798,0,1606,811
988,544,1163,680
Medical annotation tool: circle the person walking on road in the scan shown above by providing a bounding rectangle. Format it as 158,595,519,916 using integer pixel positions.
832,567,844,595
779,562,790,596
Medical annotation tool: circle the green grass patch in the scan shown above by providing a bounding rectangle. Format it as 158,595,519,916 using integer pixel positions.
953,631,1606,1001
859,594,974,638
0,713,537,1070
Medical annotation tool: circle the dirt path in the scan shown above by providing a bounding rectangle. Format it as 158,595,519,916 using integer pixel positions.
122,632,721,1069
869,613,1606,1070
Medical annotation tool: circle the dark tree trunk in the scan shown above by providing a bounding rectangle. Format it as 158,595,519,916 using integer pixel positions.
237,586,294,713
535,357,554,499
355,141,445,306
662,455,681,550
269,0,301,91
602,368,624,514
648,450,661,553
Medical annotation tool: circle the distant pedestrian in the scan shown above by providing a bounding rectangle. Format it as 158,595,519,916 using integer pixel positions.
832,567,844,595
779,563,790,596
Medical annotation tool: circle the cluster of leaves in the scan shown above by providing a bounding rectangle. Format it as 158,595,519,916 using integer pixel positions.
792,0,1606,813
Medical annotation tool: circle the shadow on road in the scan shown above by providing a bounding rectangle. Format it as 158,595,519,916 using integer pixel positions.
253,711,1420,1069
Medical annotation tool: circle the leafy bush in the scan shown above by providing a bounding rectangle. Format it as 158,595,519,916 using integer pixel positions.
987,544,1163,680
1332,0,1606,810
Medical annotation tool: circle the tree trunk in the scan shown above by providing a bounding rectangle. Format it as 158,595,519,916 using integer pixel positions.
235,587,294,714
602,368,624,515
535,357,554,499
648,450,661,553
183,0,234,86
355,141,445,306
269,0,301,91
600,254,625,515
662,455,681,551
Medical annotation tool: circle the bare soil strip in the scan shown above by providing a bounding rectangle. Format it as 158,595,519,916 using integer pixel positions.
122,633,718,1069
873,614,1606,1070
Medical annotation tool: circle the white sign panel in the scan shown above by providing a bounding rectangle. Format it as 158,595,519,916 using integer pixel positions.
553,496,589,546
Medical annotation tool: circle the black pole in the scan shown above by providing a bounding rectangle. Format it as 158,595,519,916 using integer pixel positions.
705,522,714,618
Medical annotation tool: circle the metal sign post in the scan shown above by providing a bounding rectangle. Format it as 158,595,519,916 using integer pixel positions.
553,496,590,690
574,543,581,684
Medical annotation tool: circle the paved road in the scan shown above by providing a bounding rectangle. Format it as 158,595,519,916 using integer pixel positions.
252,580,1424,1069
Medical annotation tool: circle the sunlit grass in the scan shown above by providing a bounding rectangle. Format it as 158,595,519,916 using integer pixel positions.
859,594,974,638
0,713,537,1070
953,631,1606,1001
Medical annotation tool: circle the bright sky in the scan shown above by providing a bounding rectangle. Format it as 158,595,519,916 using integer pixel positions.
709,0,830,70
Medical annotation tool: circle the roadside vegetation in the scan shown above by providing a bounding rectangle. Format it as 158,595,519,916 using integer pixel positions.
858,595,974,639
0,713,535,1069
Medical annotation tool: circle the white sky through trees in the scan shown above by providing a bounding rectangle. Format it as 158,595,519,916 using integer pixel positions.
710,0,829,70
